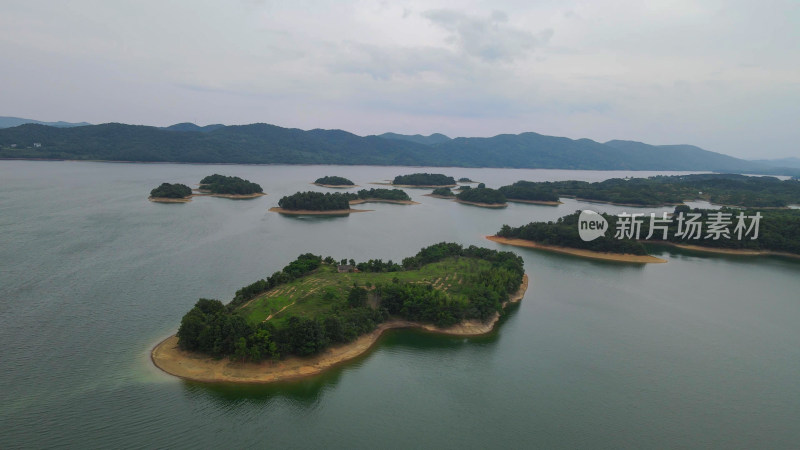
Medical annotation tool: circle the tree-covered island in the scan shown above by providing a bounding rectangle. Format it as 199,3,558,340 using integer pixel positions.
313,176,356,187
148,183,193,202
151,243,528,383
490,207,800,262
389,173,457,187
427,187,456,198
271,189,416,214
455,185,508,208
198,174,264,198
498,174,800,208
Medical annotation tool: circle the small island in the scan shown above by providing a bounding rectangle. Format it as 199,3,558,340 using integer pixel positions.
425,187,456,199
374,173,457,188
198,174,265,199
270,191,371,215
498,181,561,206
490,212,667,263
455,184,508,208
148,183,193,203
152,243,528,383
458,177,477,184
313,176,357,188
347,188,418,205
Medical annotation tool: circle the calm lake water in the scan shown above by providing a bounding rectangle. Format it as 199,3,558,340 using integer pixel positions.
1,161,798,449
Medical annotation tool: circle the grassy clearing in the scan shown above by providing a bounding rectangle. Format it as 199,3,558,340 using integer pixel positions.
236,257,487,326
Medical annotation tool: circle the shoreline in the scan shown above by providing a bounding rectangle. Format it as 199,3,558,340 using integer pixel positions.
644,241,800,259
349,198,419,205
312,183,359,188
423,194,456,199
195,190,266,199
151,274,529,384
268,207,372,215
487,236,667,264
454,199,508,208
370,182,458,188
148,196,192,203
506,198,561,206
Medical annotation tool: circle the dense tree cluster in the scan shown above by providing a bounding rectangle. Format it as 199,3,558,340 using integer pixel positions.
393,173,456,186
498,181,560,202
199,174,263,195
431,187,455,197
352,188,410,201
315,176,354,186
177,243,525,361
497,212,648,255
456,187,507,205
149,182,192,199
278,191,351,210
501,174,800,207
458,177,474,182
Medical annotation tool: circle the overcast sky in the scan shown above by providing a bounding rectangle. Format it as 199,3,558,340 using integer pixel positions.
1,0,798,158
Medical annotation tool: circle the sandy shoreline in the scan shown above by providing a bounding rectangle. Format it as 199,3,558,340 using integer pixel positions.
507,198,561,206
349,198,419,205
312,183,359,188
268,207,372,215
423,194,456,199
644,241,800,259
370,182,458,188
455,199,508,208
486,236,667,263
151,275,528,383
148,196,192,203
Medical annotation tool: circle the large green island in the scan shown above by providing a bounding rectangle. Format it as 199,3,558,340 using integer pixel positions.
151,243,528,383
313,175,356,188
197,174,265,199
376,173,457,188
148,183,193,203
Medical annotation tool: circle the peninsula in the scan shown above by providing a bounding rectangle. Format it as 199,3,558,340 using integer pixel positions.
455,184,508,208
152,243,528,383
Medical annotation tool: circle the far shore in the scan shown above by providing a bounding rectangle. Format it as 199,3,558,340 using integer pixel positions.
455,199,508,208
507,198,561,206
269,207,372,215
644,240,800,259
148,196,192,203
370,182,458,188
151,274,529,384
349,198,419,205
487,235,667,264
312,183,359,188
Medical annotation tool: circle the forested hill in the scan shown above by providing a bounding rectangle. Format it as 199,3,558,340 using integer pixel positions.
0,121,795,175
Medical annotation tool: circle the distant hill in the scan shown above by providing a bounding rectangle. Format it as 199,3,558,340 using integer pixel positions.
377,132,451,146
163,122,225,132
751,157,800,169
0,121,796,175
0,116,90,128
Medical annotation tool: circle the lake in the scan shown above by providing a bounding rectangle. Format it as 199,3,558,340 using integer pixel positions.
1,161,798,448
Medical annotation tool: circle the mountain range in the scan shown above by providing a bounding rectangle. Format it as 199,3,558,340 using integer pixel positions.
0,119,796,175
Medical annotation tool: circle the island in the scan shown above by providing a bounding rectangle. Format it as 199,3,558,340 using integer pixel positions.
347,188,418,205
455,184,508,208
313,176,357,188
498,181,561,206
148,182,193,203
270,191,371,215
458,177,477,184
374,173,457,188
197,174,265,199
151,243,529,383
489,212,667,263
425,187,456,199
499,174,800,208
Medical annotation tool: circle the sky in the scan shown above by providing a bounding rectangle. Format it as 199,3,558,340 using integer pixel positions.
1,0,798,159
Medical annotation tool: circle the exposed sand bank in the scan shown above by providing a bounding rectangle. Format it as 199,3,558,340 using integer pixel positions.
370,182,458,188
507,198,561,206
349,198,419,205
312,183,359,188
487,235,667,264
455,199,508,208
151,275,528,384
644,241,800,259
268,207,372,215
148,196,192,203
